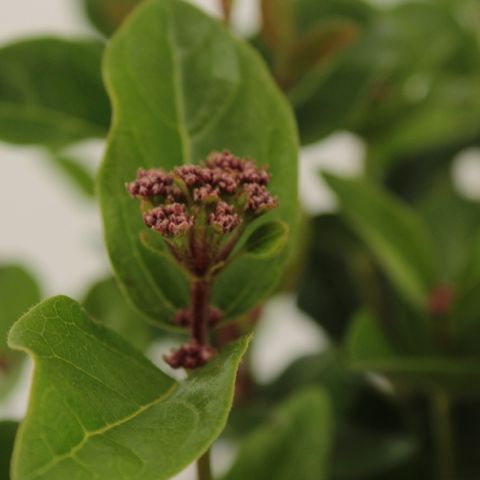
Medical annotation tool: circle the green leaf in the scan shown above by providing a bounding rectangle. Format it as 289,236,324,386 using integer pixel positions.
0,265,41,399
0,421,18,479
99,0,298,325
0,38,110,147
82,276,163,351
223,388,333,480
345,310,480,396
333,428,417,480
83,0,143,36
324,174,439,308
8,296,249,480
242,221,289,259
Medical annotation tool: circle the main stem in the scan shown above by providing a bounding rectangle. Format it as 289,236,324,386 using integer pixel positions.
191,279,213,480
191,279,211,346
430,389,455,480
196,449,213,480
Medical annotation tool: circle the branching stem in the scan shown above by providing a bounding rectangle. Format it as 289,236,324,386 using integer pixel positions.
191,279,211,346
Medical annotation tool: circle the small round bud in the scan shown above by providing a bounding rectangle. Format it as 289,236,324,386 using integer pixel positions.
127,168,173,198
243,183,278,215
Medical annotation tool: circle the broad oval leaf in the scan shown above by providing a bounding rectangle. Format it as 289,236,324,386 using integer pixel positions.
8,296,249,480
99,0,298,326
0,38,110,147
223,388,333,480
323,173,439,308
0,264,41,399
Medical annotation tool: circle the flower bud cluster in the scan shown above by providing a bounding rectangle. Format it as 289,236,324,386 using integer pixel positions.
127,150,278,275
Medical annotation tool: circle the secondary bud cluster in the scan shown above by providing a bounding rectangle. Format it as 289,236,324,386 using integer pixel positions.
127,150,278,276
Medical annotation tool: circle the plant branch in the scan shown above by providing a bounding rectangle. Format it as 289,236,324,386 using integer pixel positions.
430,389,455,480
220,0,234,24
191,279,211,346
196,449,212,480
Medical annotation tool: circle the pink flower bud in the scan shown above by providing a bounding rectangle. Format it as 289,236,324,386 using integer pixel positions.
243,183,278,215
209,201,241,233
143,203,193,237
127,168,173,198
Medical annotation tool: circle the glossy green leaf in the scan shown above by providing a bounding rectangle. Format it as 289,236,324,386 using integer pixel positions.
8,296,249,480
83,276,162,351
0,421,18,479
99,0,298,325
223,388,333,480
346,310,480,396
83,0,142,36
0,265,41,399
242,221,289,259
324,174,439,308
0,38,109,147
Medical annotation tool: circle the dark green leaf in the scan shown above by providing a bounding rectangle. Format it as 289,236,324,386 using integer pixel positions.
0,38,109,147
297,214,365,340
99,0,298,326
8,296,249,479
223,388,333,480
242,221,289,259
83,0,143,36
346,310,480,396
0,265,41,399
324,174,439,308
82,276,163,350
333,427,417,480
0,421,18,479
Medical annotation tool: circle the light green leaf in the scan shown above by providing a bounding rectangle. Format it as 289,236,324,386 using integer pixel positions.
0,421,18,479
324,174,439,308
345,310,480,396
0,38,110,147
82,276,163,351
99,0,298,326
223,388,333,480
0,265,41,399
83,0,143,36
8,296,249,480
242,221,289,259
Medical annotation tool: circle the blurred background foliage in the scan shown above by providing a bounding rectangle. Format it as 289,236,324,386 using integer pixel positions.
1,0,480,479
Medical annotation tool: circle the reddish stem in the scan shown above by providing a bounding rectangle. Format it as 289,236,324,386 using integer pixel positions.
191,280,211,346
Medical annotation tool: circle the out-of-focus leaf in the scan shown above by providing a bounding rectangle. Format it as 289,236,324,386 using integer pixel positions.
333,427,417,480
0,38,110,147
324,174,439,309
260,0,296,51
223,388,334,480
0,265,41,399
83,276,162,351
47,153,95,197
452,232,480,355
83,0,142,36
8,296,250,480
242,221,289,259
297,214,366,339
99,0,298,327
346,310,480,397
0,421,18,479
261,350,359,416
